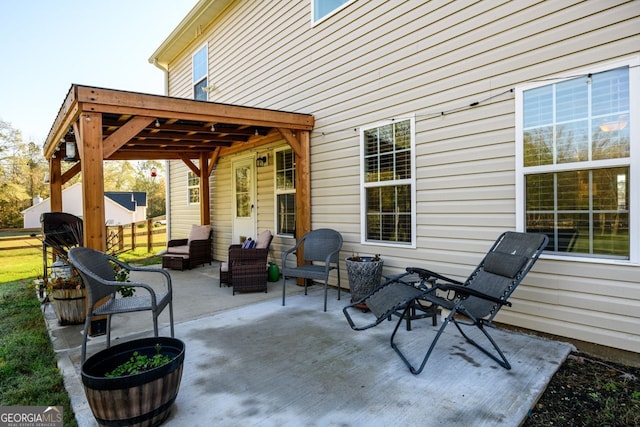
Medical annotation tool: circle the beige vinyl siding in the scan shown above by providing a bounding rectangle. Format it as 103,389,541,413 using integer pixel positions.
168,159,202,240
210,140,292,263
162,0,640,353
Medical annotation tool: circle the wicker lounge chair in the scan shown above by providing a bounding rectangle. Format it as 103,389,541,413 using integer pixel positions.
69,247,175,363
281,228,343,312
163,224,213,270
343,231,548,374
219,230,273,294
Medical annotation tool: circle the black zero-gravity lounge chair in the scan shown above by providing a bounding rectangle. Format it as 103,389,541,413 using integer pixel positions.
343,231,548,375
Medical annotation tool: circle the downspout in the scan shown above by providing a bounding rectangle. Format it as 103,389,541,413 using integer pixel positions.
152,58,172,241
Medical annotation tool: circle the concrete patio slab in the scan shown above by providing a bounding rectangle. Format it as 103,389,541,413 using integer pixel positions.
45,263,573,426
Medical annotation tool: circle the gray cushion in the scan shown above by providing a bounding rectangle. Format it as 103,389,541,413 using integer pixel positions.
483,251,528,278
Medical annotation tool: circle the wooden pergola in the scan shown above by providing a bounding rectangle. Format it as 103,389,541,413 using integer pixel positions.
43,85,314,251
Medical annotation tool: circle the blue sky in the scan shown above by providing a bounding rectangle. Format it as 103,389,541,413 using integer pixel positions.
0,0,197,145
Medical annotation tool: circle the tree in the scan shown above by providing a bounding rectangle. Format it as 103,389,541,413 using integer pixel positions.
0,120,47,228
0,119,167,228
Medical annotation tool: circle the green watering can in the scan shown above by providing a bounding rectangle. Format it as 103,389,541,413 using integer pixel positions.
267,262,280,282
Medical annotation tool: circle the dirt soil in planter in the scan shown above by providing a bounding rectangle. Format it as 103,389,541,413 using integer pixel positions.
523,352,640,426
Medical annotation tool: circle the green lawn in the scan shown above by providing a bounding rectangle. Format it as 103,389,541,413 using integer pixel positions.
0,244,163,426
0,280,78,426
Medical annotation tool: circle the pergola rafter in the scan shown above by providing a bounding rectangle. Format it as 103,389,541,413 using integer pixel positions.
43,85,314,251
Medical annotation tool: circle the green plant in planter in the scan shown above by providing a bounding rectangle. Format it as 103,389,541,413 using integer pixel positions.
105,343,169,377
111,254,136,298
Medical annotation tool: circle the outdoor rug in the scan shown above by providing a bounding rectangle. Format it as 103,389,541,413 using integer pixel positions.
69,288,573,426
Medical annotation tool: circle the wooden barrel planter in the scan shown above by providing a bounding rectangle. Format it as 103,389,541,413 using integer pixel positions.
81,337,185,427
50,288,87,325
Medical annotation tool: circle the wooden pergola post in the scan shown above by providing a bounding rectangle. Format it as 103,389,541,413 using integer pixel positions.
49,156,63,212
78,112,106,251
295,130,311,240
199,152,211,225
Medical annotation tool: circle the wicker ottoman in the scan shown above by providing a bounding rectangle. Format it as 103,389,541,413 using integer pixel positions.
162,255,188,271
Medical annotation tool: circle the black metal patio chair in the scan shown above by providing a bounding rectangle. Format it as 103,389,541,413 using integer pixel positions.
69,247,175,363
343,231,548,374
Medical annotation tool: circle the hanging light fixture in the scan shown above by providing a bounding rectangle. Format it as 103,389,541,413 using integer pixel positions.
63,139,77,162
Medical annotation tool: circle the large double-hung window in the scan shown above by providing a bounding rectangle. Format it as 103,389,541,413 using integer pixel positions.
360,117,416,247
516,58,638,261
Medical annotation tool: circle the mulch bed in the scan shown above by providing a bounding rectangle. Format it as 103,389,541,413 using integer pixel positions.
524,352,640,426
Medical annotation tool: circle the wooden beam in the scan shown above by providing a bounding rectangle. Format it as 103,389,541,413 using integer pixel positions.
105,151,207,161
219,131,282,157
61,162,81,184
74,86,314,130
102,116,154,158
206,147,220,177
49,156,62,212
278,128,302,157
296,130,311,240
178,154,201,176
199,152,210,225
79,112,106,251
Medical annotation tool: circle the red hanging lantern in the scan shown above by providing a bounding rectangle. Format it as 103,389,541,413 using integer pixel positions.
150,167,157,178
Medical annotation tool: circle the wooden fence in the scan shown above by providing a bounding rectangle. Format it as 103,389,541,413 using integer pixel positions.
0,219,167,255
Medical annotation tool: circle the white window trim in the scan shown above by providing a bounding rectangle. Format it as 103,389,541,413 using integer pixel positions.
187,170,200,206
310,0,355,26
192,43,208,101
359,115,417,248
515,56,640,265
273,147,296,238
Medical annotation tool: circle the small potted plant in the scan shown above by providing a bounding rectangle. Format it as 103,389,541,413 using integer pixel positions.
345,253,384,309
81,337,185,427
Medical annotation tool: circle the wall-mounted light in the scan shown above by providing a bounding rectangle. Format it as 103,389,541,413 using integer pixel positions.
63,140,77,162
256,155,268,168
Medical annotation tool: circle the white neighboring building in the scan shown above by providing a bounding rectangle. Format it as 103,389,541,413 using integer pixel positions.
22,182,147,228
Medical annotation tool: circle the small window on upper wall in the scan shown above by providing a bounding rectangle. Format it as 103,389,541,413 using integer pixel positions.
312,0,353,24
192,45,208,101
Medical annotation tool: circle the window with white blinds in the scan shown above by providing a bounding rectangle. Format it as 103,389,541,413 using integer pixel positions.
360,117,416,247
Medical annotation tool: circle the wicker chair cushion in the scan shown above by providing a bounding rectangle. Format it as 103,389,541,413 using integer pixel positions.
188,224,211,243
255,230,272,249
167,245,190,255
